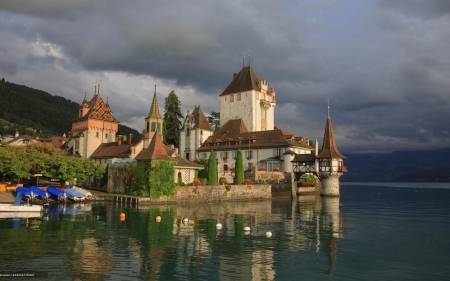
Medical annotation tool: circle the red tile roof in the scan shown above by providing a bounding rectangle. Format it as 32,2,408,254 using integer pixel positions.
135,132,174,161
198,119,313,151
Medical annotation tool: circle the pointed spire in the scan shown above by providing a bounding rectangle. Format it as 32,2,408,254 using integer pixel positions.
316,103,346,159
327,98,330,119
147,85,163,119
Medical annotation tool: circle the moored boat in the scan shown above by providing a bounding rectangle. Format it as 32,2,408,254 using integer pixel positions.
63,187,86,202
0,204,43,212
46,186,67,202
71,186,92,199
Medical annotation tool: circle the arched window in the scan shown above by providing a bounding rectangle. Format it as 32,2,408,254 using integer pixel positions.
151,122,156,132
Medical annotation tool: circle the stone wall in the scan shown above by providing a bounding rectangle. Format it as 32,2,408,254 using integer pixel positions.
174,184,271,202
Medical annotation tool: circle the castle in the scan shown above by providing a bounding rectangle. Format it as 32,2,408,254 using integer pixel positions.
66,61,347,196
180,62,347,196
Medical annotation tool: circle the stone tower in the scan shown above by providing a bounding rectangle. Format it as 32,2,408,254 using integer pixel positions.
144,85,164,148
316,105,347,196
219,62,276,132
71,84,119,159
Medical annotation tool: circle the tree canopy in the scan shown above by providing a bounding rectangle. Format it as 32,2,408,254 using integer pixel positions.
163,91,183,146
0,142,104,184
207,111,220,131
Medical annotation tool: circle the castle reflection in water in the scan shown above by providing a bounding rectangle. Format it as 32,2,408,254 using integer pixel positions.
0,196,343,280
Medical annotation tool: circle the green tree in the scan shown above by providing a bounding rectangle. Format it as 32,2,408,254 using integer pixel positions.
207,151,217,185
163,91,183,146
207,111,220,131
234,149,244,184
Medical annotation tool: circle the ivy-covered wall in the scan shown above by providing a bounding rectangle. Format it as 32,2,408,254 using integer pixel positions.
148,160,176,198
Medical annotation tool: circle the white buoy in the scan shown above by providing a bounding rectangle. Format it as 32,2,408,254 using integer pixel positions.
216,222,222,230
266,231,272,238
243,226,251,232
182,218,189,223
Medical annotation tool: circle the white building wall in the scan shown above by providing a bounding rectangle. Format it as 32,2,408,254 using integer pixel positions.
220,91,255,131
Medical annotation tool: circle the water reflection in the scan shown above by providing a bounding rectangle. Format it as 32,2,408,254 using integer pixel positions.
0,196,343,280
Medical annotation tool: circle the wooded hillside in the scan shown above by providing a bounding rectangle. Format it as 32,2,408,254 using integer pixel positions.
0,78,140,139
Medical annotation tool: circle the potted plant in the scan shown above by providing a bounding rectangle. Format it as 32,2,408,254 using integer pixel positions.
219,177,228,185
273,167,281,172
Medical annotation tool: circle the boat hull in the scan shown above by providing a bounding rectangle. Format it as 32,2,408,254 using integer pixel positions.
0,204,43,212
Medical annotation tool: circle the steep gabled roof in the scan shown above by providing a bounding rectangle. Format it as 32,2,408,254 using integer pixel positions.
191,106,213,131
73,93,119,123
135,132,174,161
219,66,262,96
316,118,346,159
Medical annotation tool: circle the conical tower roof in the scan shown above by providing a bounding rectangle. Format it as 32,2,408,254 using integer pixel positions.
316,107,346,159
146,86,163,120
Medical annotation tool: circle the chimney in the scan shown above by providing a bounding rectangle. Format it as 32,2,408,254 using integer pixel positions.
169,144,174,149
128,133,133,145
15,131,19,138
174,148,178,154
233,73,237,79
118,134,123,145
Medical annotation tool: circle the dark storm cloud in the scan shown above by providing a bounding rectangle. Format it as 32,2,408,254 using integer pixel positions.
379,0,450,19
0,0,449,153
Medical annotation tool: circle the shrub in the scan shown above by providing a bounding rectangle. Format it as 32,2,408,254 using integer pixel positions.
219,177,228,185
191,179,203,186
225,185,231,191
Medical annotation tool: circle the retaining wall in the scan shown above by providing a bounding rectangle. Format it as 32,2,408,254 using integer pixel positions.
109,184,272,205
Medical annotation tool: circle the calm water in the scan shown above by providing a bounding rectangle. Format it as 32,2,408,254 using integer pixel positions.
1,182,450,280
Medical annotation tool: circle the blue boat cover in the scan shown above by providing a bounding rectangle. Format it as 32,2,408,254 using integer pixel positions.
29,186,47,198
16,187,31,197
14,192,22,206
64,188,85,198
47,186,65,197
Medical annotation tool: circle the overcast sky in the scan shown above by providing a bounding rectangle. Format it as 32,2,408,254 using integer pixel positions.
1,0,449,154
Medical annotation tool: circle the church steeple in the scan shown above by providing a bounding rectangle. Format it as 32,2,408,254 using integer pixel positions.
144,85,164,148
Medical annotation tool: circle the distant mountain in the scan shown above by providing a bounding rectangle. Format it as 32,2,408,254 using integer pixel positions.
341,148,450,182
0,78,140,139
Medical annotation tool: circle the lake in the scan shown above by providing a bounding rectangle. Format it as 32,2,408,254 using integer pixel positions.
0,182,449,280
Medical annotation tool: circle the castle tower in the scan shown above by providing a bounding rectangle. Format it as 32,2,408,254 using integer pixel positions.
316,104,347,196
144,85,164,148
219,59,276,132
71,82,119,159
